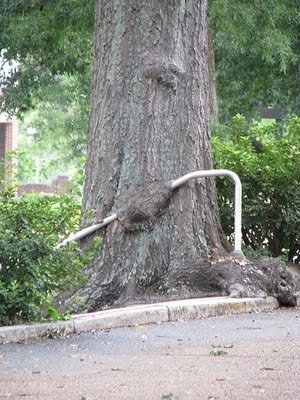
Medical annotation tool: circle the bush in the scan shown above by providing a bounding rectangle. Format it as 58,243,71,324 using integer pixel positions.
212,115,300,263
0,184,100,325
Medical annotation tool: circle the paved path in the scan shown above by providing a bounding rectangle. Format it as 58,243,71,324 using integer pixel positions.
1,308,299,400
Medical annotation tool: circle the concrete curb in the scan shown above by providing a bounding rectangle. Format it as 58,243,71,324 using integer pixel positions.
0,296,279,344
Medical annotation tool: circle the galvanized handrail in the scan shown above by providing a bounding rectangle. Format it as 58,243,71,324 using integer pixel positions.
56,169,242,251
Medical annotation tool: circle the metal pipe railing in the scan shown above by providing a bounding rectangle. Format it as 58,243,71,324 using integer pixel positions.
56,169,242,251
171,169,242,251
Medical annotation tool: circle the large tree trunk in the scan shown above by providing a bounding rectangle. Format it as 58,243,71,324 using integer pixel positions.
76,0,297,311
208,26,219,123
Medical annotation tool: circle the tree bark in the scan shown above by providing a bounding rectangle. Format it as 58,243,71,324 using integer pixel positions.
75,0,297,312
208,26,219,123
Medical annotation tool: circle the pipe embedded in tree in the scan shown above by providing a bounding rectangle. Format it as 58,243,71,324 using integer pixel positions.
55,169,242,251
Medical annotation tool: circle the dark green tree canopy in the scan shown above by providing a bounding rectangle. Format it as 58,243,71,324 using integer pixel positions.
0,0,298,119
1,0,93,71
0,0,94,113
209,0,299,119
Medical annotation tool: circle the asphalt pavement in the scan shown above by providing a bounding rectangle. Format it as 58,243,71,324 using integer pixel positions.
0,298,300,400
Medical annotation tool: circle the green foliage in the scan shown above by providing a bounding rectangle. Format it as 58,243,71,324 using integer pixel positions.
209,0,299,120
212,115,300,263
0,0,94,115
2,0,297,120
17,74,89,183
0,2,92,180
0,182,101,325
47,306,71,321
68,156,86,199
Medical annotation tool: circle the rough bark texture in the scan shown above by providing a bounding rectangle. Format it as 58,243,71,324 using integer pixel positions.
74,0,297,312
208,26,219,123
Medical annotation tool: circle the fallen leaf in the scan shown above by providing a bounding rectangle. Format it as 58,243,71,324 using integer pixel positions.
209,349,228,356
252,385,263,389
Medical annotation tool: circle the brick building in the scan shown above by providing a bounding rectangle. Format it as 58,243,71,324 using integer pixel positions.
0,90,18,167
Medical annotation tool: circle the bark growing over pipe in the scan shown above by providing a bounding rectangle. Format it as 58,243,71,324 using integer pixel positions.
117,181,172,232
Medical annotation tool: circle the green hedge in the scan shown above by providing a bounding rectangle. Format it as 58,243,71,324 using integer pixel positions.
212,115,300,263
0,185,100,325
